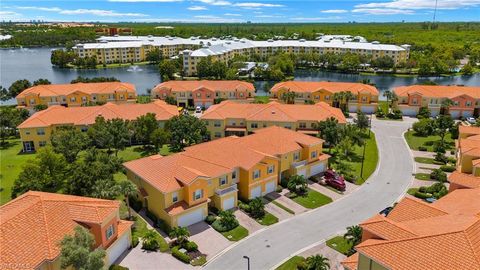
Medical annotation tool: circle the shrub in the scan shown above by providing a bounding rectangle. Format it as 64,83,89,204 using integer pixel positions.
238,201,250,212
185,241,198,252
434,152,448,164
212,218,238,232
205,215,216,225
109,265,129,270
156,219,172,234
344,173,357,183
145,210,158,224
450,150,455,155
276,185,283,193
218,210,238,231
418,146,428,151
375,107,385,118
142,230,160,251
172,246,191,263
414,191,432,199
412,119,434,136
447,157,457,164
131,236,139,248
430,169,447,182
128,196,143,212
416,106,431,119
248,198,265,218
440,165,456,172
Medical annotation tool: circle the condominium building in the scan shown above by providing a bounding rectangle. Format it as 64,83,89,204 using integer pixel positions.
0,191,133,269
270,81,379,113
393,85,480,118
17,100,178,152
16,82,137,110
151,80,255,108
200,100,346,139
449,125,480,191
123,126,329,228
342,187,480,270
72,35,410,75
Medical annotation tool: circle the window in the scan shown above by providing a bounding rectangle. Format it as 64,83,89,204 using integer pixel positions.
253,169,261,180
299,122,306,129
39,141,47,147
215,132,221,138
214,121,221,127
219,176,227,186
197,93,201,98
284,125,291,129
25,130,30,135
193,189,203,200
232,170,237,180
106,225,115,240
172,192,178,203
267,165,274,174
70,97,76,102
311,151,317,158
250,123,258,128
294,152,300,161
466,101,472,107
81,126,88,132
36,128,45,135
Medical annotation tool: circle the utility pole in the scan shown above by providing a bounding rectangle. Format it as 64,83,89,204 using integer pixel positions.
243,255,250,270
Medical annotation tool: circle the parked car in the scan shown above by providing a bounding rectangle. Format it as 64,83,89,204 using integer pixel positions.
323,169,346,191
195,106,202,114
466,117,477,124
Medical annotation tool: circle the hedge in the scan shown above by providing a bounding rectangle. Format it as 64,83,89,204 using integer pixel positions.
109,265,129,270
440,165,456,172
205,215,216,225
185,241,198,252
212,219,239,232
172,246,191,263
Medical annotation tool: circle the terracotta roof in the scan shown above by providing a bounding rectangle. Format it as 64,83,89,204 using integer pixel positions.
124,126,324,193
344,188,480,270
270,81,379,96
16,82,136,99
201,101,346,123
0,191,124,269
459,135,480,157
449,171,480,189
460,125,480,137
18,100,178,129
394,85,480,99
341,253,358,270
152,80,255,93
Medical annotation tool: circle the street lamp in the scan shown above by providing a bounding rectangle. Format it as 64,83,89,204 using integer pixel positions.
243,255,250,270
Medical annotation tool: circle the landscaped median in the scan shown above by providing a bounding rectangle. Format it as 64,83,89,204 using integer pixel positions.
288,188,332,209
404,130,455,152
206,210,249,241
238,198,279,226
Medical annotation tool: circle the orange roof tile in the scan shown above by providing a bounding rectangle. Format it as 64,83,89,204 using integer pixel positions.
16,82,136,99
383,196,447,223
459,135,480,157
341,253,358,270
394,85,480,99
0,191,124,269
18,100,178,129
460,125,480,137
201,101,346,123
449,171,480,189
152,80,254,93
270,81,379,96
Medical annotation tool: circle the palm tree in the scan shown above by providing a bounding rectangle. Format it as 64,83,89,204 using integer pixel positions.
281,91,296,104
342,91,355,112
344,225,363,246
169,226,190,246
440,98,454,115
305,255,330,270
383,90,394,110
142,229,160,251
287,174,307,195
218,210,238,230
118,180,138,220
332,92,344,108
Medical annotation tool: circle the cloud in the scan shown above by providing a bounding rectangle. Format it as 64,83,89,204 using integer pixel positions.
354,0,480,10
320,9,348,14
224,13,242,16
197,0,231,6
290,16,342,21
352,8,415,15
188,6,208,10
13,6,149,17
234,2,284,8
0,11,22,19
15,6,62,12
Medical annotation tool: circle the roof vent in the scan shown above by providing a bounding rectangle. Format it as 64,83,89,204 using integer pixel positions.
271,111,276,114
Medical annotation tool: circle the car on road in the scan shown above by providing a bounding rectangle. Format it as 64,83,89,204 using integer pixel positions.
323,169,346,191
466,117,477,124
195,106,202,114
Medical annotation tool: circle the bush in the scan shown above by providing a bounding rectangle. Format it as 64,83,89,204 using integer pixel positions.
344,173,357,183
212,218,238,232
145,210,158,224
205,215,216,225
412,119,434,136
447,157,457,164
185,241,198,252
414,191,432,199
375,107,385,118
142,230,160,251
128,196,143,212
434,152,448,164
131,236,139,248
440,165,456,172
238,201,250,212
418,146,428,151
276,185,283,193
416,107,431,119
172,246,191,263
156,219,172,234
109,265,129,270
450,150,455,155
248,198,265,218
430,169,447,182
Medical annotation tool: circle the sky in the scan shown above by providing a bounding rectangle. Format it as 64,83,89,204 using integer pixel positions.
1,0,480,23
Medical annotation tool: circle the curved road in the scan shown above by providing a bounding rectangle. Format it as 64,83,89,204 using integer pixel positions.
204,118,415,270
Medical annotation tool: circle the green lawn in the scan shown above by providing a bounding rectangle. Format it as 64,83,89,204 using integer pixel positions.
275,256,305,270
378,101,389,112
407,188,418,196
137,95,152,104
415,173,431,181
256,212,279,226
326,236,353,255
414,157,444,165
290,188,332,209
404,131,455,152
221,225,249,241
0,139,37,205
254,96,270,104
117,144,172,162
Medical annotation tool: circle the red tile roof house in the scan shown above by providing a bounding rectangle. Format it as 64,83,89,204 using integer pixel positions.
393,85,480,118
151,80,255,109
0,191,133,270
448,125,480,191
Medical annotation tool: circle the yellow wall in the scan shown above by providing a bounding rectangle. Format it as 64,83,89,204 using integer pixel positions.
238,156,279,200
357,253,389,270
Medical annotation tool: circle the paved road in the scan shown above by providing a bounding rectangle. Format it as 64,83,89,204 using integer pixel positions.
204,118,415,270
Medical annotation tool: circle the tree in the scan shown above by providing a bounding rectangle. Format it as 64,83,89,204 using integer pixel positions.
132,113,158,148
34,104,48,111
158,59,177,81
33,78,51,86
60,226,106,270
248,197,265,218
355,111,369,130
287,174,308,195
166,114,207,152
303,255,330,270
0,107,28,144
218,210,238,230
51,49,76,68
315,117,341,153
434,115,454,145
165,95,177,105
146,48,163,64
150,128,171,153
281,91,296,104
118,180,138,220
383,90,394,110
344,225,362,247
211,61,227,79
11,147,68,198
51,126,91,162
416,106,431,119
107,118,131,156
0,86,9,101
197,56,213,78
371,56,395,70
169,227,190,246
412,118,434,136
8,79,31,98
440,99,454,115
460,62,473,75
336,137,355,161
88,116,113,150
142,229,160,251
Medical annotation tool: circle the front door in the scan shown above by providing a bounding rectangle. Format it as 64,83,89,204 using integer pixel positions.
23,141,35,152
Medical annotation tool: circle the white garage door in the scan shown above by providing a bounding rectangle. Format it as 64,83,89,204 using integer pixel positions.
310,163,326,177
361,106,375,114
296,167,307,178
401,107,418,116
462,110,473,118
223,197,235,210
250,186,262,199
430,109,440,117
178,208,204,227
264,181,276,194
450,110,461,119
204,102,213,108
107,231,130,266
348,105,358,113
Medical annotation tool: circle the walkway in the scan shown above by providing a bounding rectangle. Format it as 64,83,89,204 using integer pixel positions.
204,118,415,270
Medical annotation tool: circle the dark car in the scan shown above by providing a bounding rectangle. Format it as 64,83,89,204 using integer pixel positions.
324,169,346,191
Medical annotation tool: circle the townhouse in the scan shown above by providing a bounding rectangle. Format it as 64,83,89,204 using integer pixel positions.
17,100,178,152
342,187,480,270
73,35,410,76
16,82,137,110
200,100,346,139
448,125,480,191
123,126,329,228
393,85,480,118
151,80,255,108
270,81,379,113
0,191,133,269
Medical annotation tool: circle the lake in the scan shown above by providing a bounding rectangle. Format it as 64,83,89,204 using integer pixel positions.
1,47,479,103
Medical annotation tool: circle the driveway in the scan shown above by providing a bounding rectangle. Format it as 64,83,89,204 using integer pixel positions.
204,118,415,270
117,244,195,270
188,222,232,260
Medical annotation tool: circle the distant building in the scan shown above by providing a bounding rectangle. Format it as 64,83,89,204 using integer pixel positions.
96,27,133,36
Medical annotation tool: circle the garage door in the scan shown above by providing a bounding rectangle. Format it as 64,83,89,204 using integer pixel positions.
348,105,358,113
361,106,375,114
204,102,213,108
250,186,262,199
222,197,235,210
401,107,418,116
178,208,204,227
107,231,130,266
264,181,276,194
450,110,461,119
462,110,473,118
310,162,326,177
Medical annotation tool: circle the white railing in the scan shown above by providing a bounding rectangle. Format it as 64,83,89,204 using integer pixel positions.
291,160,307,168
215,184,238,196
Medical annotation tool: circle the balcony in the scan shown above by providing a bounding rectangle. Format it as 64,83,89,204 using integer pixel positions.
291,160,307,168
215,184,238,196
428,104,441,108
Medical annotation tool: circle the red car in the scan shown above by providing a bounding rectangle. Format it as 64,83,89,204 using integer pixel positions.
324,170,346,191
